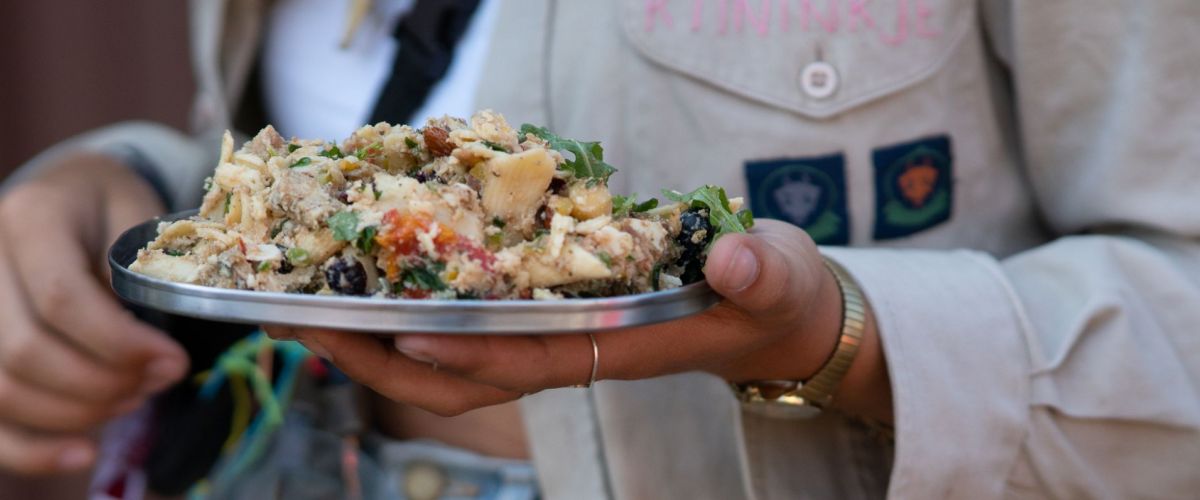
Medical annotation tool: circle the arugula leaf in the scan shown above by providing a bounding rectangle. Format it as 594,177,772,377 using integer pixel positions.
328,211,359,242
663,185,755,250
612,194,659,217
519,124,616,182
289,157,312,168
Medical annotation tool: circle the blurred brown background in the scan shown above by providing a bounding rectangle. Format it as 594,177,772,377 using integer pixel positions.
0,1,194,180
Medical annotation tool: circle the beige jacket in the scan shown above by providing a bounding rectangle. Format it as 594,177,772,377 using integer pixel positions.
10,1,1200,498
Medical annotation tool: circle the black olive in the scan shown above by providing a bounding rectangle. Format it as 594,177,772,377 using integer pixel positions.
413,170,435,183
276,244,294,274
335,190,351,204
324,257,368,295
675,208,712,284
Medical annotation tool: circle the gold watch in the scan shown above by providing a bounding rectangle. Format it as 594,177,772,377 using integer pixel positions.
731,257,866,418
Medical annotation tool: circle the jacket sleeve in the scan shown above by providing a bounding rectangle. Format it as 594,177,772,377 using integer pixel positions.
1,121,221,212
756,2,1200,498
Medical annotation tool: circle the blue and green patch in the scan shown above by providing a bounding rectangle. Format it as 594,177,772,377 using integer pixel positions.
872,136,953,240
744,154,849,245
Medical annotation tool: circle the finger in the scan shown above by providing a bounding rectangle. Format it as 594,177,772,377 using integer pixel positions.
98,173,166,281
0,190,187,382
390,302,759,389
0,322,142,403
0,372,129,434
0,246,146,402
0,426,95,475
297,329,520,417
392,334,596,393
263,325,299,341
704,219,821,319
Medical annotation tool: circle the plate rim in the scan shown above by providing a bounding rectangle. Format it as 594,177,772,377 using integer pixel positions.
108,210,721,332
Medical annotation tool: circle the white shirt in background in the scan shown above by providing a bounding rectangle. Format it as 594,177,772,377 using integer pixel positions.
261,0,499,141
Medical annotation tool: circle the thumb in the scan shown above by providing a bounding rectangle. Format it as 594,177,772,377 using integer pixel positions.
703,222,819,317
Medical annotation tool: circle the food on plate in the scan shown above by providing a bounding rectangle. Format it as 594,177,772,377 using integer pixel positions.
130,111,753,299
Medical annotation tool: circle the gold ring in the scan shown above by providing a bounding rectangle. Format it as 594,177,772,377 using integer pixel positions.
573,333,599,388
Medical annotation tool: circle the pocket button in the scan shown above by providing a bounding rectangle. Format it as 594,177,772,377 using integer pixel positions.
800,61,839,100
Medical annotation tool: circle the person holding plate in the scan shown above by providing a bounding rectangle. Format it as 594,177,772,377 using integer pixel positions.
2,1,1200,499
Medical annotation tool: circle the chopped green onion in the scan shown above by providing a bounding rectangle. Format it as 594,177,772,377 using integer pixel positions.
285,247,310,265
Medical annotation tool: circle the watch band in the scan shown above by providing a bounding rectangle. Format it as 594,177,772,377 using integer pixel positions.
795,257,865,408
732,257,866,412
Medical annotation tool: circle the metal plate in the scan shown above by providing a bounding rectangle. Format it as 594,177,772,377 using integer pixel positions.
109,211,721,334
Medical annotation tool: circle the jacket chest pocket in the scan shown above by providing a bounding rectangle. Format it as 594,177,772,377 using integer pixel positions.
620,0,973,119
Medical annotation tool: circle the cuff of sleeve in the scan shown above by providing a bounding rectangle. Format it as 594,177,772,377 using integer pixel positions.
1,121,215,211
822,247,1032,498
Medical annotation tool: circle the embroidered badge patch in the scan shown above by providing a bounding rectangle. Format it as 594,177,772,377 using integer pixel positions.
872,135,953,240
744,154,849,245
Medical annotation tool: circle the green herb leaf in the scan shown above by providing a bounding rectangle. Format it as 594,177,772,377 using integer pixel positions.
401,262,446,292
164,249,186,257
636,198,660,212
612,194,660,217
482,140,508,152
485,232,504,250
289,157,312,168
328,211,360,242
663,185,755,251
270,219,288,239
356,226,377,254
203,177,213,191
318,144,343,159
257,260,272,272
285,247,310,266
595,251,613,268
223,192,232,215
404,137,419,149
519,124,616,182
491,216,506,229
287,143,301,153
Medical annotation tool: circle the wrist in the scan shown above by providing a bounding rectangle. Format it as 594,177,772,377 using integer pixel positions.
718,255,843,383
36,150,165,210
32,151,167,252
726,255,893,423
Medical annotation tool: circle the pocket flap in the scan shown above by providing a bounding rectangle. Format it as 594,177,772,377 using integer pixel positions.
620,0,974,118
